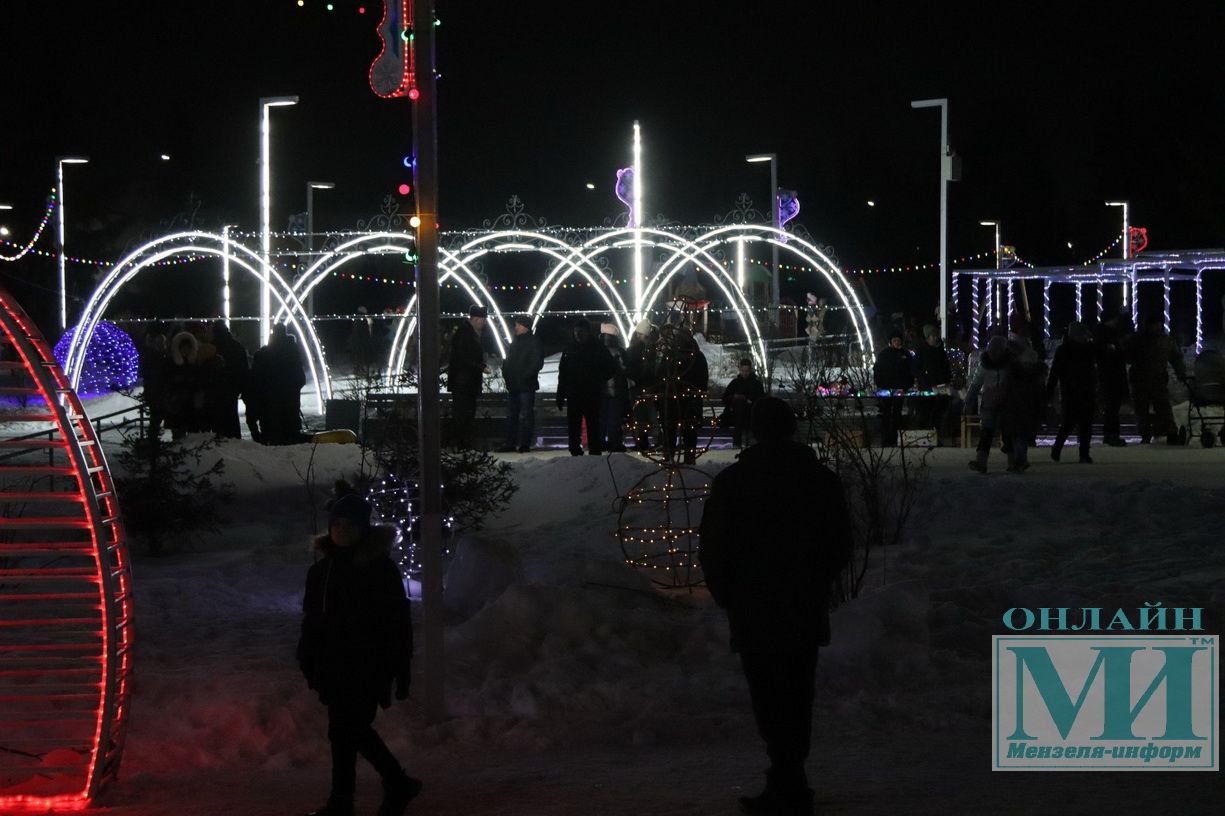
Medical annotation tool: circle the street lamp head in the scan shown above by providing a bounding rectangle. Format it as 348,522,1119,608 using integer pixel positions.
979,220,998,227
745,153,776,163
0,204,12,211
910,98,948,109
1105,201,1128,207
57,156,90,165
309,182,336,190
160,154,171,161
261,96,299,108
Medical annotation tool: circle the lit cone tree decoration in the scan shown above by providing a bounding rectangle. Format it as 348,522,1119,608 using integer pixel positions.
367,475,455,579
617,298,714,588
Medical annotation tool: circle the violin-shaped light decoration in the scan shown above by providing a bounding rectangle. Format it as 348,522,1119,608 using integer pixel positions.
778,190,800,243
369,0,416,98
615,167,635,227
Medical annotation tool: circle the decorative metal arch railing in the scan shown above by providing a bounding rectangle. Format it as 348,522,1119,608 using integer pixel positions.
0,288,133,812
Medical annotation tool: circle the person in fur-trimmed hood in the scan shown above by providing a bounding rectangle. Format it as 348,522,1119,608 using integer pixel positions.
297,481,419,816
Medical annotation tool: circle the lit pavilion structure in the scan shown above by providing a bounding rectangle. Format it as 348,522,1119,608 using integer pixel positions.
954,249,1222,353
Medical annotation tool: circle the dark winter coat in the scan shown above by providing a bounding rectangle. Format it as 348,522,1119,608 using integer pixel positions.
1002,337,1046,437
557,336,616,403
601,336,630,400
211,329,250,400
722,374,765,408
659,345,708,400
447,321,486,394
1094,321,1130,396
914,342,952,389
1125,327,1186,394
249,334,307,443
625,339,659,396
501,331,544,393
1047,337,1097,413
873,346,915,391
699,441,853,652
297,526,413,709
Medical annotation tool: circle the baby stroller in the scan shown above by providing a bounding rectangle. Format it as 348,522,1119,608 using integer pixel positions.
1182,349,1225,447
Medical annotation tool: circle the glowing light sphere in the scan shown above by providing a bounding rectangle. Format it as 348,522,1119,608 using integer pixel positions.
53,320,139,397
398,183,411,195
616,465,711,589
409,215,422,228
407,87,420,101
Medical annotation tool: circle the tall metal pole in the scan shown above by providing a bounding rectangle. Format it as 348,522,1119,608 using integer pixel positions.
770,157,780,332
259,96,298,347
911,98,950,340
306,182,335,318
1107,200,1131,323
56,156,89,330
412,0,445,724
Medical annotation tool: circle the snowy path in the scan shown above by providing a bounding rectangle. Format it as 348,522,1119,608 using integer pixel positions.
37,438,1225,813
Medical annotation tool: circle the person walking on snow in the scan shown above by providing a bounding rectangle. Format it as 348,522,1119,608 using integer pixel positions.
1125,313,1187,444
447,305,491,448
298,482,419,816
556,319,615,455
699,397,853,816
965,335,1018,473
1047,321,1097,463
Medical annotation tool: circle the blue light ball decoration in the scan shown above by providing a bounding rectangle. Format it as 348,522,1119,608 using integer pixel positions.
53,321,139,398
368,475,455,580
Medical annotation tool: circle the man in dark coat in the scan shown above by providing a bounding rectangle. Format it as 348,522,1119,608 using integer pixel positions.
657,329,708,463
699,397,853,816
721,358,766,447
1047,321,1097,463
1125,313,1187,444
1094,312,1131,446
208,320,249,439
872,330,915,447
556,319,616,455
447,305,490,448
250,324,307,445
913,325,952,438
498,316,544,453
298,483,418,816
625,321,660,451
598,323,631,452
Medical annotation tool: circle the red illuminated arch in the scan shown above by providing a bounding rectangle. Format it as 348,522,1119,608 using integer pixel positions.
0,288,133,811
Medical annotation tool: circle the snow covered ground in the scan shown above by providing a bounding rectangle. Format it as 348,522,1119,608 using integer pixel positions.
15,395,1225,814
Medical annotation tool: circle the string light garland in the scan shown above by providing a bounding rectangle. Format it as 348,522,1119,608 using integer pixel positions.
367,476,455,579
0,190,57,262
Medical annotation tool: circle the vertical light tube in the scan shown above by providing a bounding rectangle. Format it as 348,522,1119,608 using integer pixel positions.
1163,274,1171,334
1007,280,1015,323
736,236,745,289
1075,283,1083,321
260,104,271,346
1195,273,1203,354
632,121,643,322
56,164,66,330
1043,281,1051,342
970,276,980,348
222,225,232,328
1097,282,1104,320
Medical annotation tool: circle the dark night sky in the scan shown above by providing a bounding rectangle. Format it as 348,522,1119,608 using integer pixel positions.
2,1,1225,320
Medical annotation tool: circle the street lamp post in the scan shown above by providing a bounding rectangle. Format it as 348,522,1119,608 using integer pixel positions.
0,204,11,239
1106,200,1131,322
911,98,954,341
259,96,299,347
746,153,779,331
56,156,89,330
306,181,335,317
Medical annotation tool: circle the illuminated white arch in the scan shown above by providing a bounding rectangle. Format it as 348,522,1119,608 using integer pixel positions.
578,227,770,371
645,225,874,364
67,231,331,413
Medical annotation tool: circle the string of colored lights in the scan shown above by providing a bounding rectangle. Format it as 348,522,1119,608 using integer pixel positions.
0,190,56,261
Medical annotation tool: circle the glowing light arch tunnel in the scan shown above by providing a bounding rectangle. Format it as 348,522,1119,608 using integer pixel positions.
0,288,133,811
72,224,872,397
64,231,331,414
380,224,872,385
